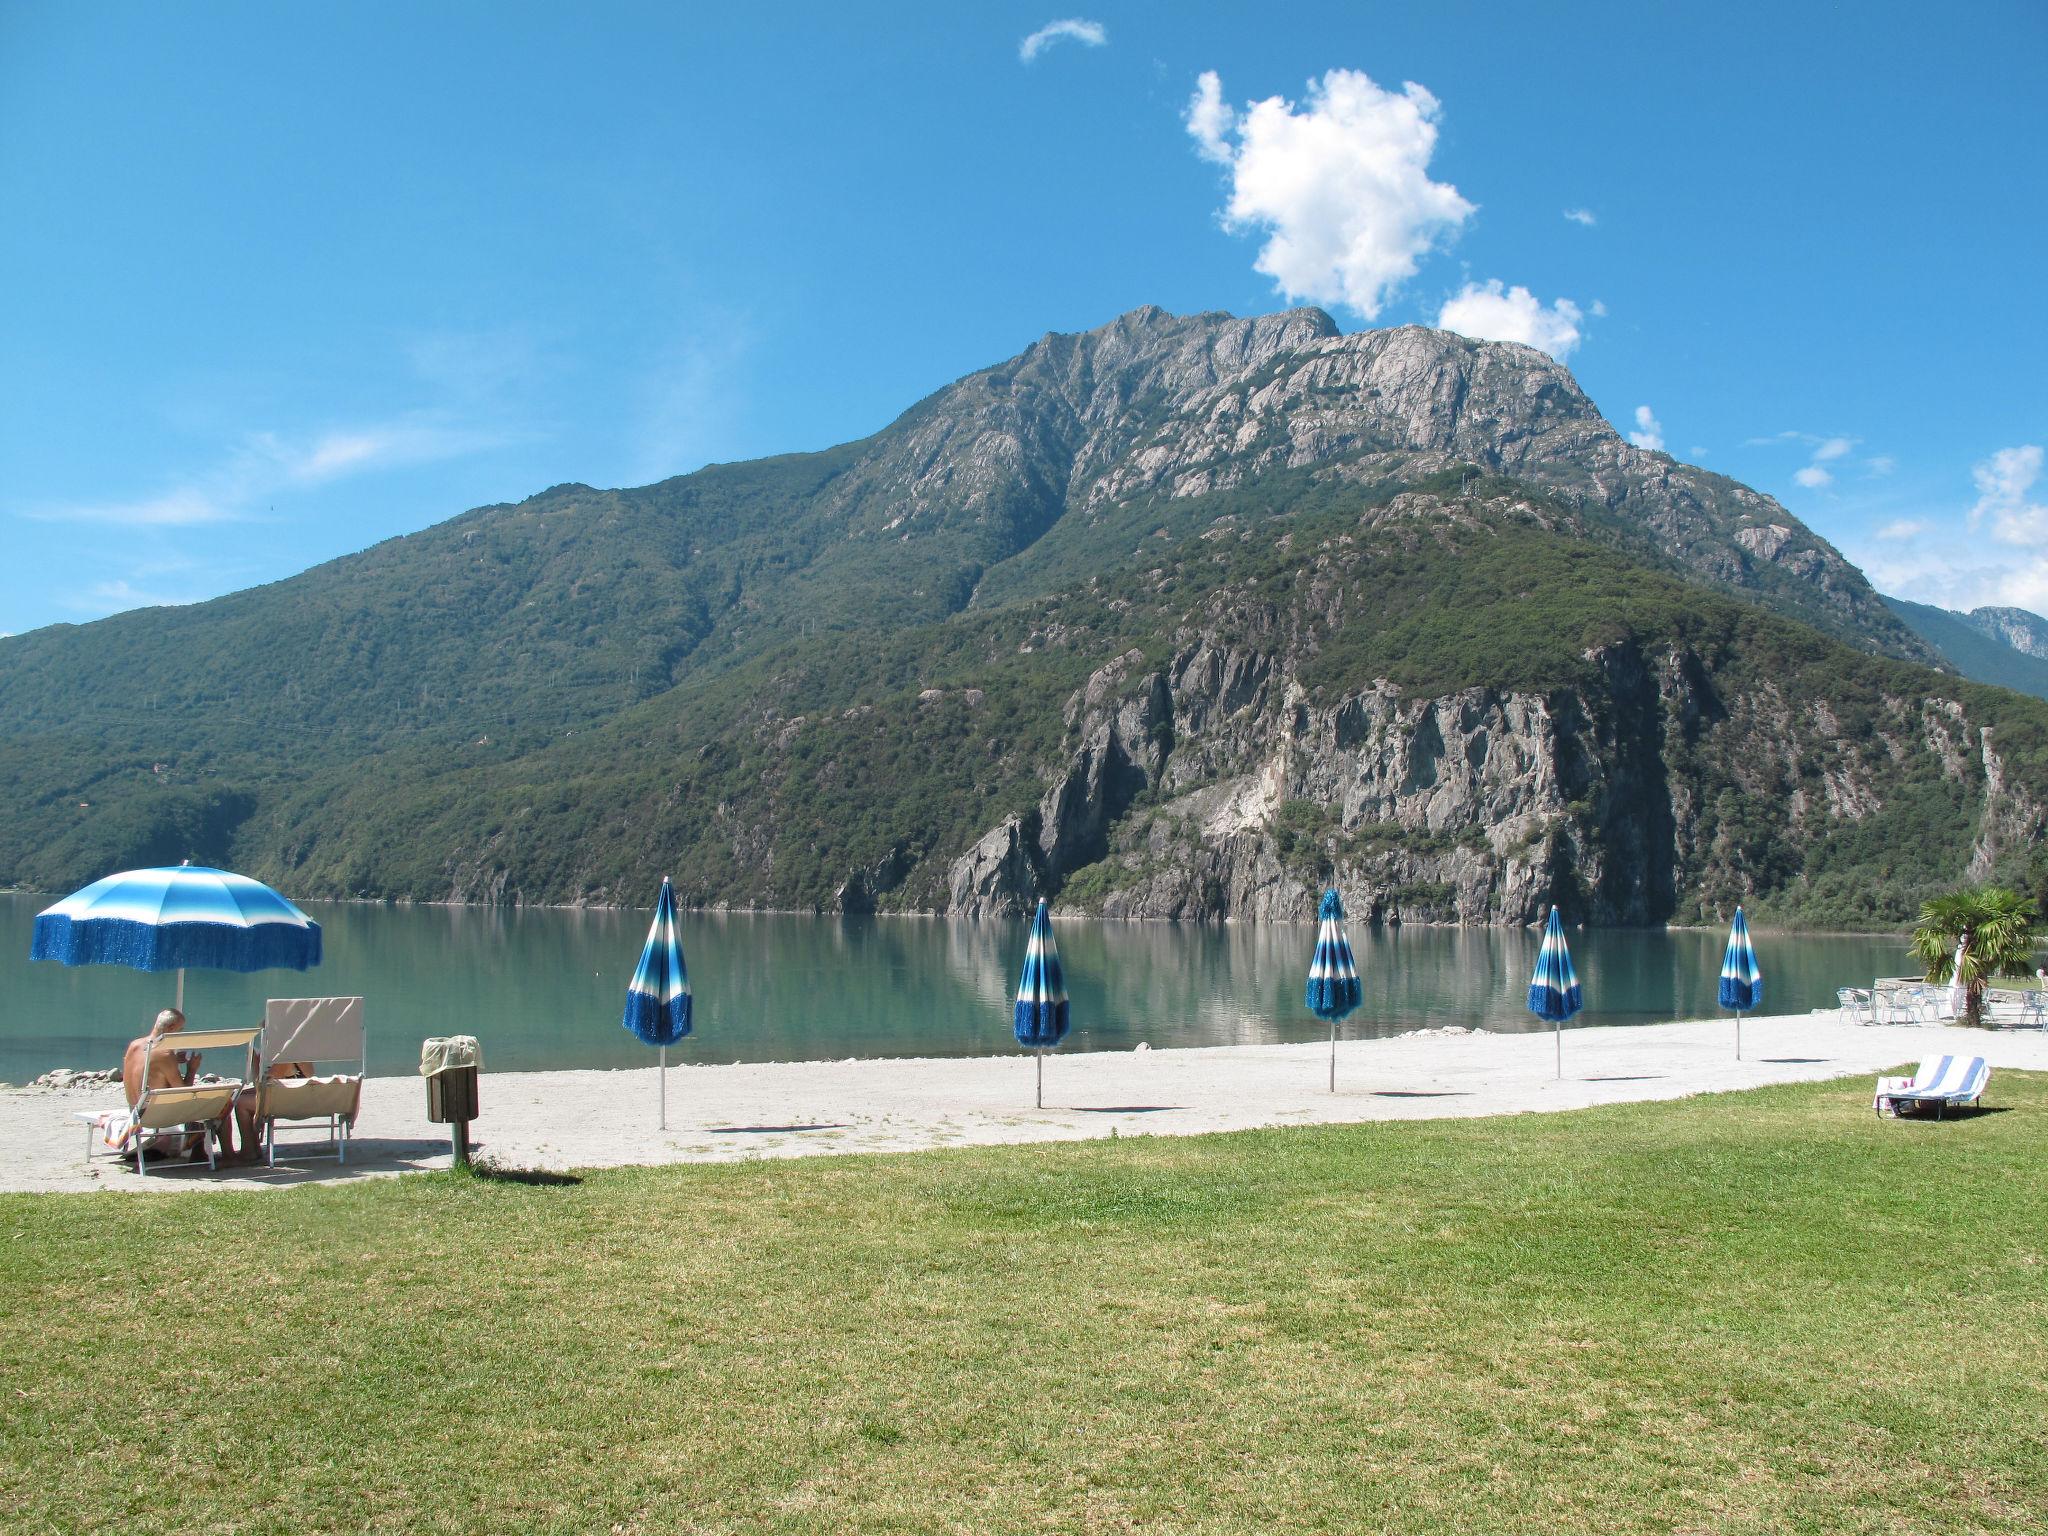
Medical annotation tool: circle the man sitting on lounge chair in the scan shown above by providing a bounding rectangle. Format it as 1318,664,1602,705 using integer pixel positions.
107,1009,200,1158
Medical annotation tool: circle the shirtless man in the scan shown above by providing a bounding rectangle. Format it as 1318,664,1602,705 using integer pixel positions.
119,1008,198,1157
122,1008,196,1104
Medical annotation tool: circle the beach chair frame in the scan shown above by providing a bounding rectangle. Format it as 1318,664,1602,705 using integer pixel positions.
82,1026,261,1176
258,998,366,1166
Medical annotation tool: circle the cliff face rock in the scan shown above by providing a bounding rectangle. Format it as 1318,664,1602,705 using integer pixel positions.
1968,606,2048,659
946,615,2045,928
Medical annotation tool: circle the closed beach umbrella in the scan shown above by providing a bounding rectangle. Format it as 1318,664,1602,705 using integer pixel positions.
30,861,321,1010
1305,888,1363,1093
622,876,693,1130
1527,905,1583,1079
1945,934,1969,1022
1718,906,1763,1059
1013,898,1069,1108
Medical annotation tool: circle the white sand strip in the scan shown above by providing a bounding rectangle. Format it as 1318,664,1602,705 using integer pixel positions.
5,1013,2045,1195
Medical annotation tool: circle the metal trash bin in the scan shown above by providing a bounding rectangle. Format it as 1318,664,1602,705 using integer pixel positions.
420,1036,482,1164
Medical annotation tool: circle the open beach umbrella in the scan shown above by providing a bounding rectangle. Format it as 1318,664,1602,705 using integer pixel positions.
1013,898,1069,1108
1526,905,1583,1079
1305,888,1363,1093
1718,906,1763,1059
623,876,693,1130
30,861,321,1011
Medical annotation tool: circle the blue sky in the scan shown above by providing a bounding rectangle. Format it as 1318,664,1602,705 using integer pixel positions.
3,0,2043,636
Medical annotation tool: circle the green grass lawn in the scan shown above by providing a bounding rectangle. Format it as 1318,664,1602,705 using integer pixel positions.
4,1075,2045,1535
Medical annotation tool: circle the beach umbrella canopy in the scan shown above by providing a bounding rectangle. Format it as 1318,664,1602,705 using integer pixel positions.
623,876,693,1130
1013,898,1068,1106
30,863,320,1009
1719,906,1763,1058
623,877,692,1047
1717,908,1763,1012
1305,888,1362,1092
1946,933,1969,1022
1527,905,1582,1077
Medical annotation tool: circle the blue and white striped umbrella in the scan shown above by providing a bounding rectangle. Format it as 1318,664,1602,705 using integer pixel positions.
1305,888,1363,1092
1718,906,1762,1057
623,876,692,1129
1304,889,1363,1020
623,877,692,1047
31,863,321,981
1013,898,1068,1106
1527,905,1582,1077
1717,907,1762,1012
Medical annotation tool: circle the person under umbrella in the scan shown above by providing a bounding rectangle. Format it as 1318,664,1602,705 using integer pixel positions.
1527,905,1583,1079
1305,888,1363,1093
1013,898,1069,1108
622,876,693,1130
1719,906,1763,1059
32,861,324,1163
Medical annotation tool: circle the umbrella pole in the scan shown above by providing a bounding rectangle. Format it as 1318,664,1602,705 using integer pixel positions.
1036,1049,1043,1109
175,968,185,1014
1736,1010,1742,1062
1329,1019,1337,1094
659,1044,667,1131
1555,1016,1562,1080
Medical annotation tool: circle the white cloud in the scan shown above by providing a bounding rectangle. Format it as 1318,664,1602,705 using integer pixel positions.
33,487,237,527
1846,447,2048,616
1628,405,1665,452
1753,430,1880,493
1020,18,1105,62
20,416,496,527
1589,299,1608,318
1185,67,1475,319
1972,444,2048,547
1563,207,1596,226
60,579,195,615
1436,280,1583,360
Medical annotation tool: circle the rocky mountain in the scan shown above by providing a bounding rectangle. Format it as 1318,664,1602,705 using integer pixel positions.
4,305,2042,928
1882,596,2048,702
1971,606,2048,659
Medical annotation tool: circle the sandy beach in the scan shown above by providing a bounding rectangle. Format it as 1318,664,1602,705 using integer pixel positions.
6,1011,2044,1195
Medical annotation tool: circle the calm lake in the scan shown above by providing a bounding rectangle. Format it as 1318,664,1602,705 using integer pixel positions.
0,893,1919,1083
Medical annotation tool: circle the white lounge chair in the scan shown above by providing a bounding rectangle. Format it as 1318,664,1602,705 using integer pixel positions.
259,997,366,1165
80,1026,260,1175
1873,1055,1990,1119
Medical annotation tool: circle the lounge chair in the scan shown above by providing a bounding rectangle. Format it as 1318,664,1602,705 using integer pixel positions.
258,997,366,1165
80,1026,260,1175
1873,1055,1990,1119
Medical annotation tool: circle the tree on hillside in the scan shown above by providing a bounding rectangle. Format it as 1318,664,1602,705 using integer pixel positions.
1910,885,2040,1028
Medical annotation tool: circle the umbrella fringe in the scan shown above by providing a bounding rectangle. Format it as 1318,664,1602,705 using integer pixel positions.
31,914,322,973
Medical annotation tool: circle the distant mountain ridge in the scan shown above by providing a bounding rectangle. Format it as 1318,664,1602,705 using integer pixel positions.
3,305,2043,928
1881,596,2048,701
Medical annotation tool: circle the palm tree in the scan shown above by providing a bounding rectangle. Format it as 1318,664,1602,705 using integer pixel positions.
1910,886,2040,1028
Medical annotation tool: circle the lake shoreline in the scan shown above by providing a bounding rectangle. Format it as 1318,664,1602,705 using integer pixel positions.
0,885,1933,938
10,1013,2046,1195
